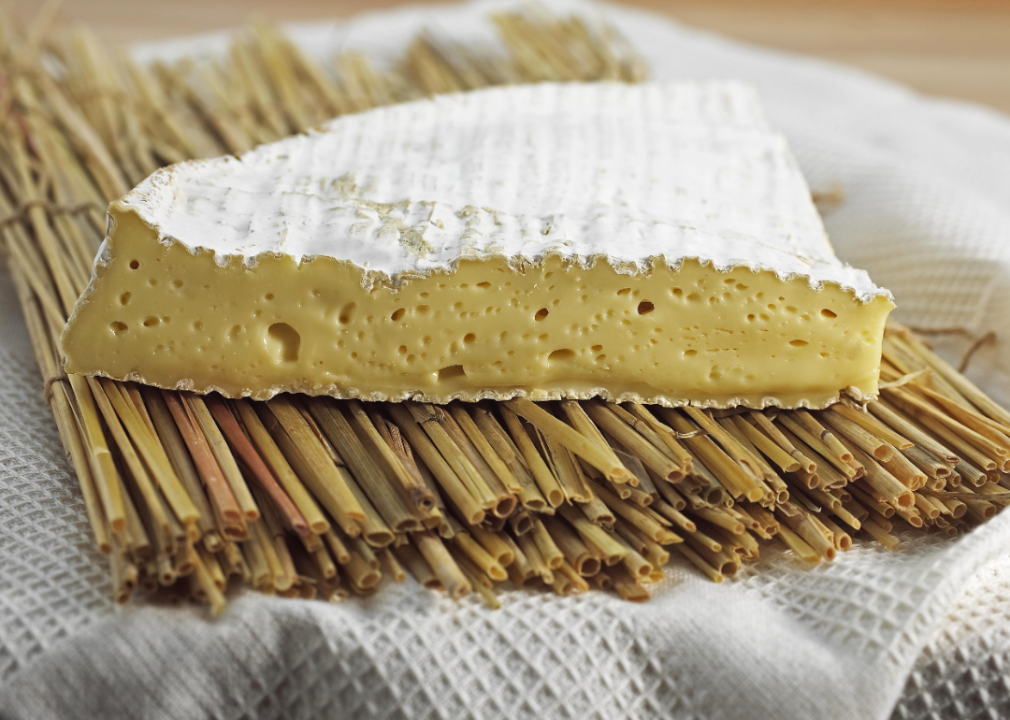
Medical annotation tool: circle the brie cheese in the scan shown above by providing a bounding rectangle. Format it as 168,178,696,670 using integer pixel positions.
62,81,894,407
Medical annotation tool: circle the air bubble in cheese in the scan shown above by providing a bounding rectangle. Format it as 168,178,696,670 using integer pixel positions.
61,81,894,408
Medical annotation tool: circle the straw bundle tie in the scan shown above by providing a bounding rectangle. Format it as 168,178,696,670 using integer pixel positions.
904,325,998,372
43,368,70,403
0,199,103,230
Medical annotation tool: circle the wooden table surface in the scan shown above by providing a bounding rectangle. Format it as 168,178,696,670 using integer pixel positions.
8,0,1010,116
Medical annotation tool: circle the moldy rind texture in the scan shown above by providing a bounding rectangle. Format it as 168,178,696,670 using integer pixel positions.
111,81,888,300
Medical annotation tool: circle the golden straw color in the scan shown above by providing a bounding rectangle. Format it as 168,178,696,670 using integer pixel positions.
1,5,1008,614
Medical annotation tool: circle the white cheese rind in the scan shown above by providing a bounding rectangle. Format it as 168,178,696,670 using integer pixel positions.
115,81,889,302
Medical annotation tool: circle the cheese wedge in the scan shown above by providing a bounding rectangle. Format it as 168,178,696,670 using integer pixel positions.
62,82,893,407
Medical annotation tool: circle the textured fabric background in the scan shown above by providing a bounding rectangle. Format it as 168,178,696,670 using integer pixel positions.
1,1,1009,718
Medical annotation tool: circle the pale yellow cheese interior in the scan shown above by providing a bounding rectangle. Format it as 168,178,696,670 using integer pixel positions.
62,209,894,407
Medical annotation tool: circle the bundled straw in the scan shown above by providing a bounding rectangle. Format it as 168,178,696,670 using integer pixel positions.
0,6,1006,613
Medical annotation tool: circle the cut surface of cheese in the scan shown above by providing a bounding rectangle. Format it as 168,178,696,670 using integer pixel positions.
62,81,894,407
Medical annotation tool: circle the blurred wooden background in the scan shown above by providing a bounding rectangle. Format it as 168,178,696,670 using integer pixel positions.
8,0,1010,115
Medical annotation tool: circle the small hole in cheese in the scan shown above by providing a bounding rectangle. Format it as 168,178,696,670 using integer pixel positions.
617,288,631,296
476,281,491,289
338,302,357,324
262,323,296,361
438,365,466,381
129,260,140,270
464,333,476,344
548,349,575,363
821,309,837,319
143,316,160,328
535,308,549,321
790,340,809,347
110,321,128,335
119,292,131,305
391,308,405,321
637,301,655,315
